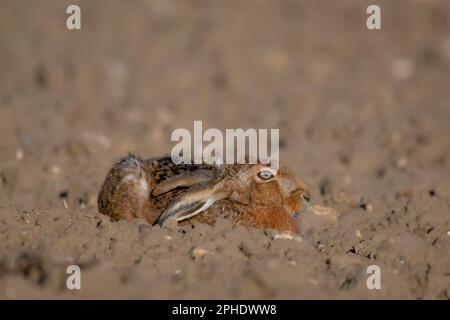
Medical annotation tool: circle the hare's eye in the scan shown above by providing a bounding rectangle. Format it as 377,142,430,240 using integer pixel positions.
257,170,274,180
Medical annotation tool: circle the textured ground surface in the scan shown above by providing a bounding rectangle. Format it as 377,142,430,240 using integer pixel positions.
0,0,450,299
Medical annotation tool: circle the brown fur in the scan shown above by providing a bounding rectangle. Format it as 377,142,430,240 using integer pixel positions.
98,154,310,233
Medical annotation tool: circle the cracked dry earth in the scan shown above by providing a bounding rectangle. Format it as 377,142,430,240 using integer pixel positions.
1,0,450,299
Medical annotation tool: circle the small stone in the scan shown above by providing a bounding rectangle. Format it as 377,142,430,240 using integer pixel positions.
51,166,61,174
310,205,337,216
16,149,24,160
395,157,408,169
391,58,415,80
191,248,214,260
355,230,362,238
273,232,302,242
360,203,373,212
287,260,296,266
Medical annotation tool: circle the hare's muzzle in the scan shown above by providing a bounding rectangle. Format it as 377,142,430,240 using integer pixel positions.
290,188,311,218
301,190,311,203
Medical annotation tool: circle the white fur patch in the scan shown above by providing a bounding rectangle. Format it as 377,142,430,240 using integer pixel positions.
175,198,214,222
122,171,149,211
123,174,137,182
138,175,149,199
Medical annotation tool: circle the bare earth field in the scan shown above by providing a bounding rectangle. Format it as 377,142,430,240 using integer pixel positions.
0,0,450,299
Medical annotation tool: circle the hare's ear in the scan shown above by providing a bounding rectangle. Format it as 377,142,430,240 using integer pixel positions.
158,184,229,224
152,169,218,197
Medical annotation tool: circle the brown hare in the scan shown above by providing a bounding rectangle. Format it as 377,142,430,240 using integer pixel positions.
97,154,310,234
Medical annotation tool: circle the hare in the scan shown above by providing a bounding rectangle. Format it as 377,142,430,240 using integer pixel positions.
98,154,310,233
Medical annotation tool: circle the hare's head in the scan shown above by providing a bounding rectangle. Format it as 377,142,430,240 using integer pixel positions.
157,163,310,224
222,164,310,215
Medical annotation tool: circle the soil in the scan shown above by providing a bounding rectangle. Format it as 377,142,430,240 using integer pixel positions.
0,0,450,299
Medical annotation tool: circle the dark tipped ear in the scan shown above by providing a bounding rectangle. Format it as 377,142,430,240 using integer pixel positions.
157,185,229,224
152,169,218,197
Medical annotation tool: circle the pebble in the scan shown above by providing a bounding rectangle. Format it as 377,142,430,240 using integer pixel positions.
273,232,302,242
310,205,338,216
395,157,408,169
391,58,415,80
51,166,61,175
16,149,24,160
191,248,215,259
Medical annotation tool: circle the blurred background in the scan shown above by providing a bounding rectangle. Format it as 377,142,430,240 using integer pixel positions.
1,0,449,208
0,0,449,299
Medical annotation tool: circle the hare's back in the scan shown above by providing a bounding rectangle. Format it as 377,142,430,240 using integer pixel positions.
146,156,220,210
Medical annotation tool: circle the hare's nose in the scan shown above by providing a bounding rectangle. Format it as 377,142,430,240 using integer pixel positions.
302,190,311,203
